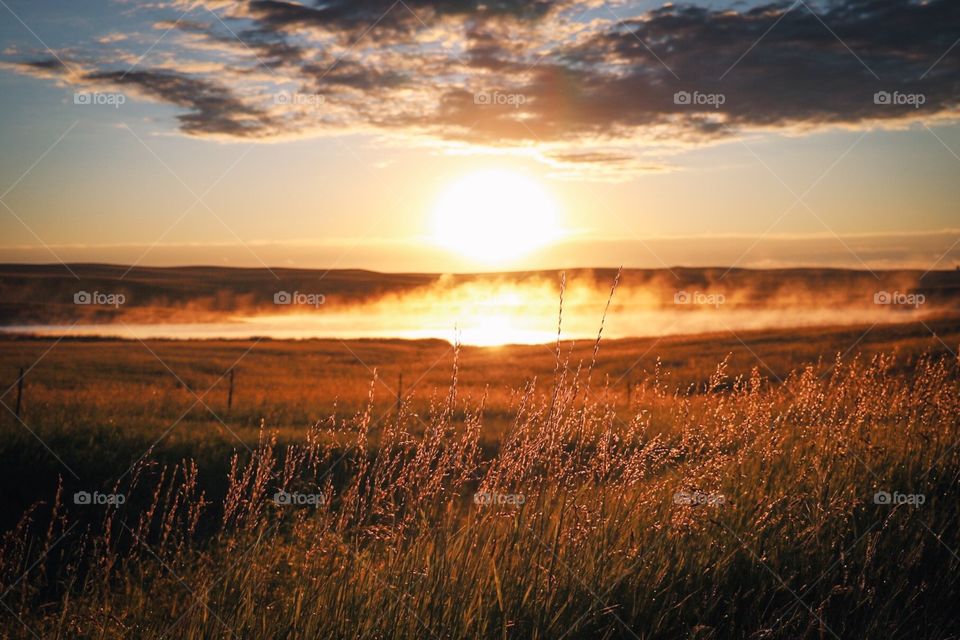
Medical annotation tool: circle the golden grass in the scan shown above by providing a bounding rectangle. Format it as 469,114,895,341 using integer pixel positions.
0,319,958,637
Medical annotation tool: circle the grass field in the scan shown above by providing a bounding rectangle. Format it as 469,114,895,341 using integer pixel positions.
0,317,959,638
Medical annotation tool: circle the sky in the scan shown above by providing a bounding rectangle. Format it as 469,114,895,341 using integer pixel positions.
0,0,958,272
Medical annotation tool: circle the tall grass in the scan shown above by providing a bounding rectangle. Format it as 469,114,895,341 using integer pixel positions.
1,335,959,638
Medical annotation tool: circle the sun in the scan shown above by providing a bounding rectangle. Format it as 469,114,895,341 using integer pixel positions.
432,170,561,263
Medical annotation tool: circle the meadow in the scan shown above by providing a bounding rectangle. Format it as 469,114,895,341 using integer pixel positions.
0,317,958,638
1,0,959,635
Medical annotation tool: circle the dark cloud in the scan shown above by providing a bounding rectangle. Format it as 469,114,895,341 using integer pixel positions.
245,0,557,35
547,0,960,136
19,58,69,71
86,70,274,137
5,0,960,172
170,18,305,69
4,57,273,137
302,60,409,91
424,0,960,147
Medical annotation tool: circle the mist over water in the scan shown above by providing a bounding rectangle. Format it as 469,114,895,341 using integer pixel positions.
2,275,942,345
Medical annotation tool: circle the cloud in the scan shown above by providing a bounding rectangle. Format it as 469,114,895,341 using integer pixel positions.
3,57,72,79
243,0,558,35
3,0,959,176
2,58,275,137
564,0,960,133
88,69,275,136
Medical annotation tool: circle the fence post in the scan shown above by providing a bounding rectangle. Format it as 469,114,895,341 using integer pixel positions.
396,373,403,426
15,367,24,418
228,368,235,411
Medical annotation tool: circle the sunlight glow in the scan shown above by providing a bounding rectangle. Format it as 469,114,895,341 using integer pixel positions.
432,170,561,263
